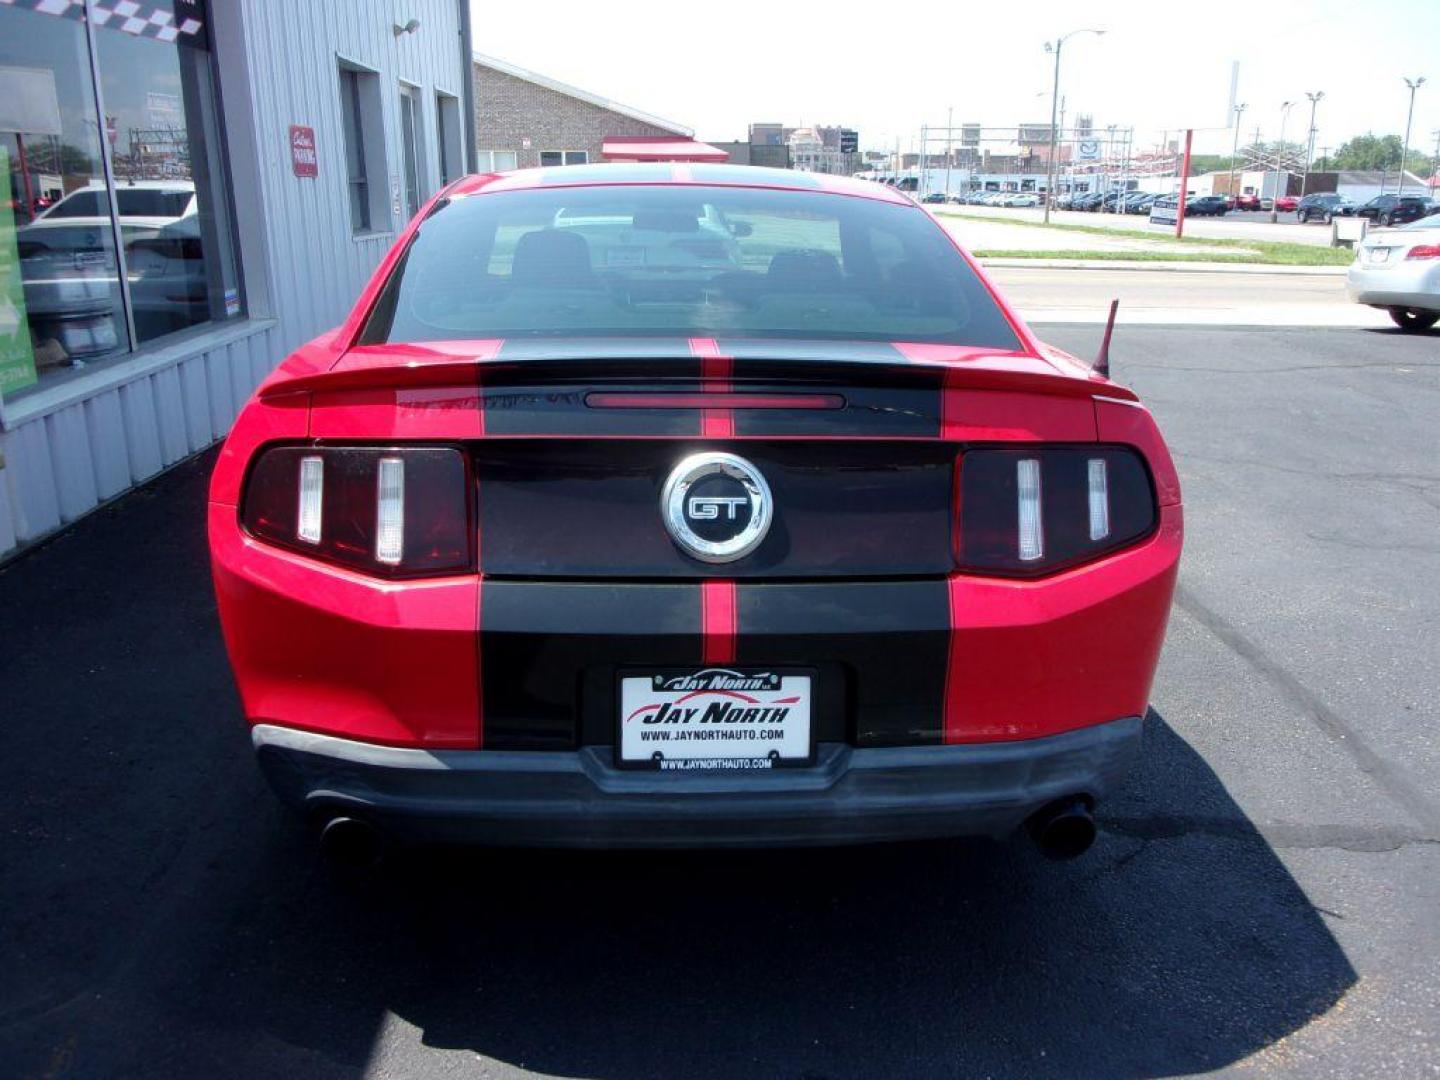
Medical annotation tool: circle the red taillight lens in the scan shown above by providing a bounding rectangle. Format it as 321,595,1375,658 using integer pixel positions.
1405,245,1440,260
956,447,1156,576
241,446,472,576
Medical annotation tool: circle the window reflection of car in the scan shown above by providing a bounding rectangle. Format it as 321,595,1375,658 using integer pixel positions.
15,182,201,359
126,214,212,339
18,181,197,254
549,203,745,274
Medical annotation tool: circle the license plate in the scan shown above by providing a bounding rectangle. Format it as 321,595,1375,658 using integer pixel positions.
618,668,813,770
1369,248,1390,264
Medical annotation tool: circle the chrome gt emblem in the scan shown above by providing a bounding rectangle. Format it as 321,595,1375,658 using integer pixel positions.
661,452,772,563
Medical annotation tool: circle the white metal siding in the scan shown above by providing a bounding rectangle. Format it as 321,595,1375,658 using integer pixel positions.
237,0,465,353
0,0,467,560
0,321,282,555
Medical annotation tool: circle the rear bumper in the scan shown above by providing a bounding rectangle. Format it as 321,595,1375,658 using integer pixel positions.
253,715,1142,849
1347,261,1440,311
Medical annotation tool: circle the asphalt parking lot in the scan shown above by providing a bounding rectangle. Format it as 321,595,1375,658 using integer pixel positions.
2,324,1437,1079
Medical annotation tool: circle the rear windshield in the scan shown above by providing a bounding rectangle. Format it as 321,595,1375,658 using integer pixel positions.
362,185,1020,348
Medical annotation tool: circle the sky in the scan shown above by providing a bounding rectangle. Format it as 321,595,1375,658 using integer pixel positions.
469,0,1440,162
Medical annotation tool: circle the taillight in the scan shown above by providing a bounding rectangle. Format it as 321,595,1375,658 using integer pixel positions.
241,445,472,576
1406,245,1440,260
956,447,1156,576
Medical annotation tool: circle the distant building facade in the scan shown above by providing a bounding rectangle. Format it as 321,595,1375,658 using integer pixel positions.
472,53,690,171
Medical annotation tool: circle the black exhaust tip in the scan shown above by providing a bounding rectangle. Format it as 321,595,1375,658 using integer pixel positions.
1026,797,1097,860
318,815,385,871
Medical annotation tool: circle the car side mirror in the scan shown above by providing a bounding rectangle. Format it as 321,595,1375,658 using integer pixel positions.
731,222,753,238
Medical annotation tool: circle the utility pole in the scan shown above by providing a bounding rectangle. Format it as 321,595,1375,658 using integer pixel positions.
1270,100,1293,222
919,124,928,197
1399,77,1426,196
1228,102,1247,202
1043,28,1104,224
944,106,953,198
1301,91,1323,197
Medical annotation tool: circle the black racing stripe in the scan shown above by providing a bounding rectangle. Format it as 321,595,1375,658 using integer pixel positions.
475,440,956,578
480,384,700,436
480,580,702,750
722,339,943,438
730,383,942,437
484,338,701,436
733,580,951,746
720,339,909,364
491,336,697,362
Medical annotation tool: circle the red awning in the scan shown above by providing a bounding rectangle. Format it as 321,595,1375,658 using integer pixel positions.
601,137,729,163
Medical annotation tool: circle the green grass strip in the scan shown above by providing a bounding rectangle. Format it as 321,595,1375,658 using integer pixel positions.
973,247,1354,266
935,210,1354,266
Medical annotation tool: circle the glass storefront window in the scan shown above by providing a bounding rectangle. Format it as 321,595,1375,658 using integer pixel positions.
1,7,128,395
0,0,240,402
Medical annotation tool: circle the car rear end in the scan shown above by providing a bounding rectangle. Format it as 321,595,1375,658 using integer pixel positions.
209,166,1182,856
1348,222,1440,315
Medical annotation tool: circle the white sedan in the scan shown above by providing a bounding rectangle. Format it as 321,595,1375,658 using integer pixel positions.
1347,217,1440,332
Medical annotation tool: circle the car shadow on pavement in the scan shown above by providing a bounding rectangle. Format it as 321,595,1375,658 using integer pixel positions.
0,452,1355,1079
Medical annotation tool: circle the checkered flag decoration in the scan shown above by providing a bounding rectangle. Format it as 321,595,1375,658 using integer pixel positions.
0,0,207,46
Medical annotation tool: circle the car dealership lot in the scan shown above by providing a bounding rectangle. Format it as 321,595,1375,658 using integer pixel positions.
945,204,1339,247
1,325,1437,1079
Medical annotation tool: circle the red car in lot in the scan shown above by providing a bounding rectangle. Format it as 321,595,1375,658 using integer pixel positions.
210,164,1182,864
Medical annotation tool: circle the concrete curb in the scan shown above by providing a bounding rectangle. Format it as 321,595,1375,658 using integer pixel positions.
978,259,1350,276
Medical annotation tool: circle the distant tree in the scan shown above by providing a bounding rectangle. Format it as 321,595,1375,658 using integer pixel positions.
1185,154,1233,175
1332,134,1432,176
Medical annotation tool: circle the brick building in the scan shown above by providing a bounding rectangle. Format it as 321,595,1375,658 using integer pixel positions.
472,53,691,171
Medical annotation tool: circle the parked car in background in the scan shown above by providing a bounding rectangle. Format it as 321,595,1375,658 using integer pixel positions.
921,193,947,204
1274,195,1299,212
1185,195,1229,217
1355,194,1438,227
1007,193,1040,208
1075,192,1106,211
1231,193,1262,212
1347,216,1440,331
1295,193,1356,223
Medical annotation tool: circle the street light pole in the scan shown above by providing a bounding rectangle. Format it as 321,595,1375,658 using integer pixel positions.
944,105,953,198
1270,100,1293,223
1399,77,1426,196
1043,28,1104,224
1301,91,1323,197
1228,102,1247,205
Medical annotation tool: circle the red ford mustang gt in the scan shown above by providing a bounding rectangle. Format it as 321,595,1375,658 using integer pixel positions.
210,164,1182,863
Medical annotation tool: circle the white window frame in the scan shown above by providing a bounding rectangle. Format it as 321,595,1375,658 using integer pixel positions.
539,150,589,167
477,150,518,172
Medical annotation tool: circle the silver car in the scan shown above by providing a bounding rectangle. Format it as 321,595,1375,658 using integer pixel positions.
1347,218,1440,332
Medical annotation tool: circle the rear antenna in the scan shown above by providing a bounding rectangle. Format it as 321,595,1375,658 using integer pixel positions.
1094,298,1119,378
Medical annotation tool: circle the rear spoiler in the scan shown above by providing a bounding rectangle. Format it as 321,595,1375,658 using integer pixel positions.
262,352,1135,403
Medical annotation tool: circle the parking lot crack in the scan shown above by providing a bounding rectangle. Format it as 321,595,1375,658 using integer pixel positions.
1101,814,1438,853
1174,584,1440,835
